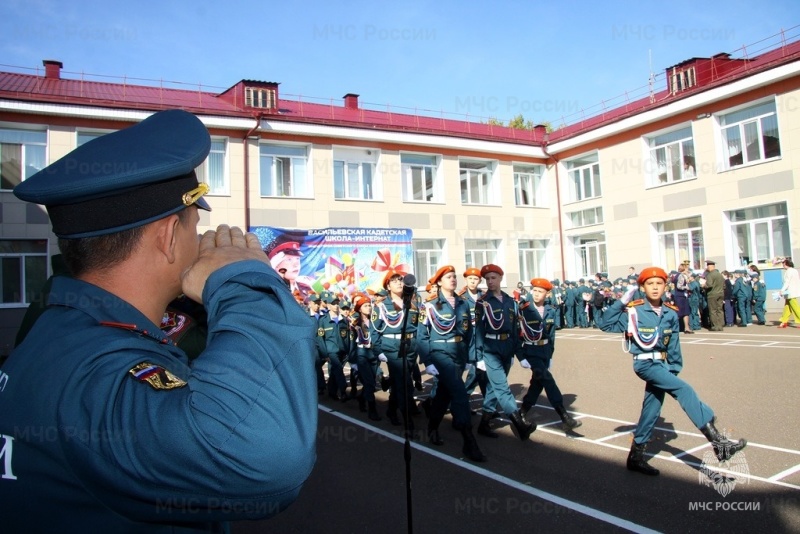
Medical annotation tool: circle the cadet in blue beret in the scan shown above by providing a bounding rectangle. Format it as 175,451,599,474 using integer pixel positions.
1,109,317,531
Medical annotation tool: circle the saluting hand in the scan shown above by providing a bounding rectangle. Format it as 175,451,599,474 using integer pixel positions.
181,225,269,303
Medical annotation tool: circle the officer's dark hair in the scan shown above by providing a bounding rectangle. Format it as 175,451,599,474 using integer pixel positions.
59,208,193,277
785,259,794,268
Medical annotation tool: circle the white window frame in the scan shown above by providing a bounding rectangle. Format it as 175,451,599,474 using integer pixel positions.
565,153,601,203
460,159,497,205
0,239,49,308
726,202,790,266
572,233,607,281
413,239,444,282
196,138,229,196
259,143,312,198
718,98,781,170
518,239,548,281
567,206,604,229
464,238,499,271
645,125,696,187
513,164,545,207
333,147,381,201
0,127,47,191
401,153,442,203
655,216,704,272
245,87,276,109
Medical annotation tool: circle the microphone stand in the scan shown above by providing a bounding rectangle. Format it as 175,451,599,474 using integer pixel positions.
399,274,416,534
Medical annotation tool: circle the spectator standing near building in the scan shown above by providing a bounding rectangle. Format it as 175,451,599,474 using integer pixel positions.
778,259,800,328
703,260,725,331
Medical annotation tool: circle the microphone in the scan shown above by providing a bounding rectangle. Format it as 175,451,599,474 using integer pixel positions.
401,273,417,304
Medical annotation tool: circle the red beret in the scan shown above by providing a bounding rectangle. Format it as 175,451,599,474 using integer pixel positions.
382,269,403,289
480,264,504,277
529,278,553,291
463,267,482,278
353,295,371,312
637,267,669,285
429,265,456,285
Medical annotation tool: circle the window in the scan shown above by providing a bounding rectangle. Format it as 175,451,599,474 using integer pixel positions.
401,154,441,202
196,139,228,195
670,66,697,94
728,203,790,265
647,126,695,185
518,239,548,281
333,147,380,201
567,207,604,229
77,131,111,146
0,129,46,191
656,217,704,271
460,160,496,205
464,239,499,270
720,100,781,169
566,154,601,202
572,233,606,280
260,144,311,198
246,87,276,109
0,240,48,307
513,164,544,207
413,239,444,282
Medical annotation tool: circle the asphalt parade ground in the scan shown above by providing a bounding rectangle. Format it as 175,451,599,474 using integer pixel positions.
235,319,800,534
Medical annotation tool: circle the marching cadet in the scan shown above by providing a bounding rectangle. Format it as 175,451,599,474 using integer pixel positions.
475,264,535,442
0,109,317,530
687,272,703,332
564,280,576,328
599,267,747,476
417,266,486,462
372,270,420,427
459,267,488,399
318,291,352,401
518,278,582,431
350,295,382,421
751,273,767,325
733,270,753,326
307,293,328,395
575,278,592,328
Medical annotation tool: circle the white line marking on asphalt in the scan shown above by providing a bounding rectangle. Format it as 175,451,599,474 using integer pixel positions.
769,463,800,481
318,404,662,534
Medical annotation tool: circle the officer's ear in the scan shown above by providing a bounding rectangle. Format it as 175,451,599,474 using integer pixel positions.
154,213,182,264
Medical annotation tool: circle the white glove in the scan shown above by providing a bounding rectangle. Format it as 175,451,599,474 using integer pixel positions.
476,360,486,371
350,364,358,372
425,364,439,376
378,353,388,362
519,359,531,369
620,286,638,305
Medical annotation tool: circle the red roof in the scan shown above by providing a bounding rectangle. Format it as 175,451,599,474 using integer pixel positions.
1,29,798,146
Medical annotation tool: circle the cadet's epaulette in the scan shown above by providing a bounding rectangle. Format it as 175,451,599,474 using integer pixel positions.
425,293,438,302
664,302,679,312
456,287,467,296
477,293,489,302
626,299,645,307
519,301,530,310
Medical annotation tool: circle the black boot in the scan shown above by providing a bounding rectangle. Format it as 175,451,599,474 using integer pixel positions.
380,375,391,392
367,401,381,421
509,410,536,441
555,405,582,429
386,409,401,426
700,419,747,461
477,411,498,438
461,427,487,462
626,441,659,476
357,393,367,413
520,401,533,414
427,427,444,446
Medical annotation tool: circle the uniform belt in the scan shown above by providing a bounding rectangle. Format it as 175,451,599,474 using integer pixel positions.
523,339,549,346
634,351,667,360
384,333,414,340
485,333,510,340
433,335,463,343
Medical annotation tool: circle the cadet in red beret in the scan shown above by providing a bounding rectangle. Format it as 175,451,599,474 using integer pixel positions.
349,295,382,422
459,267,487,399
475,264,535,441
518,278,581,431
598,266,746,476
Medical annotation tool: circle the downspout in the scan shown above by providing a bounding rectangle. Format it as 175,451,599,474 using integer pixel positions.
540,140,567,282
242,114,264,231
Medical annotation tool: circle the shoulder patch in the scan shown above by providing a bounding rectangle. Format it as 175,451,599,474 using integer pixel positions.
128,362,187,390
626,299,645,307
664,302,679,312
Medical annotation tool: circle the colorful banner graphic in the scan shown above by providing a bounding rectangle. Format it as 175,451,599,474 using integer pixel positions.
250,226,414,299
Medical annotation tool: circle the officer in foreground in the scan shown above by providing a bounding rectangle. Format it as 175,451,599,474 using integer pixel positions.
0,110,318,531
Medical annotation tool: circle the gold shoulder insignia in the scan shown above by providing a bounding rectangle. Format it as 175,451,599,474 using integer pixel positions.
664,302,679,312
128,362,187,390
456,287,467,296
418,307,427,323
425,293,437,302
626,299,645,307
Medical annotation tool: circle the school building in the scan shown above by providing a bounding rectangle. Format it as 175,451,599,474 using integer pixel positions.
1,29,799,347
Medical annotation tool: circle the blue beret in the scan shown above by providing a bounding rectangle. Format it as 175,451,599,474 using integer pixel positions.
14,109,211,238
